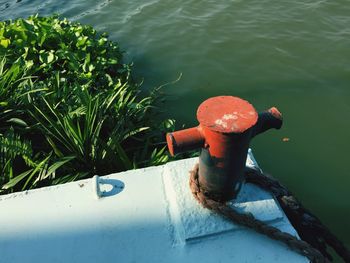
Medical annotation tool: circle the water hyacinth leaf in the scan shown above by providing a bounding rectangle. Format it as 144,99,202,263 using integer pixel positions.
76,36,88,47
0,14,172,194
25,60,34,69
39,51,55,64
88,64,94,72
162,119,176,131
47,52,55,63
108,58,118,64
0,39,10,48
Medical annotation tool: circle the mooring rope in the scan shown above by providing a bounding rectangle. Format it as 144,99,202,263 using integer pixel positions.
189,164,328,263
245,167,350,263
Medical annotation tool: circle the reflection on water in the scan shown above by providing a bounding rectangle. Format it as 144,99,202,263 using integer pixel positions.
1,0,350,249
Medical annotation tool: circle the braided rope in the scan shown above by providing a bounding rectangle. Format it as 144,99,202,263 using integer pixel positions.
189,164,328,263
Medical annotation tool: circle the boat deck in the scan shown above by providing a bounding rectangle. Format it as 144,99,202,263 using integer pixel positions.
0,150,308,263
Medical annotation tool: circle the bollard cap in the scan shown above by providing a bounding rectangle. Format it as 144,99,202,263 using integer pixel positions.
197,96,258,134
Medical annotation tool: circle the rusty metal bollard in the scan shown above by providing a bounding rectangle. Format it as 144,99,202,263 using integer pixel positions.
166,96,283,202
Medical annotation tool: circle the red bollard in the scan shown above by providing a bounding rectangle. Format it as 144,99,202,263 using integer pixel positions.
166,96,282,202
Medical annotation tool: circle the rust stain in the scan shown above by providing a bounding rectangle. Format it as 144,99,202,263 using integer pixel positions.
166,95,283,201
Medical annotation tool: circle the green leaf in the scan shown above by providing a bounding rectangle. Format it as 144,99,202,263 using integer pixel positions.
39,51,55,64
2,169,32,190
0,39,10,48
6,118,28,127
42,155,75,180
25,60,34,69
123,127,150,140
114,141,132,170
76,36,88,47
47,52,55,63
0,14,170,192
22,154,51,189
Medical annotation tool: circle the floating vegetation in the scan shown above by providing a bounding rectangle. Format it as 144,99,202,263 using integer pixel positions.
0,15,174,193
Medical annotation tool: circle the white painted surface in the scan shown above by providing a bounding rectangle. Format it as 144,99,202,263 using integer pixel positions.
0,150,308,263
163,159,284,244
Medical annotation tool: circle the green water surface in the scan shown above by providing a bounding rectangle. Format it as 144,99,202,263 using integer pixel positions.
1,0,350,254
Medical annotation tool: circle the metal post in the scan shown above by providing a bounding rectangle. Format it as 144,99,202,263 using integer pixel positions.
166,96,282,202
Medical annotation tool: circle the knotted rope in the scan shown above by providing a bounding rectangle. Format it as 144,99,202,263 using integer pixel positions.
189,164,328,263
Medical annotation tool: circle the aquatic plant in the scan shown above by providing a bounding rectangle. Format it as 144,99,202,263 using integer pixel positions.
0,15,174,193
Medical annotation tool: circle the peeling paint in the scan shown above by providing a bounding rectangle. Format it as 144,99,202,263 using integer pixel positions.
214,119,228,128
222,114,238,120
